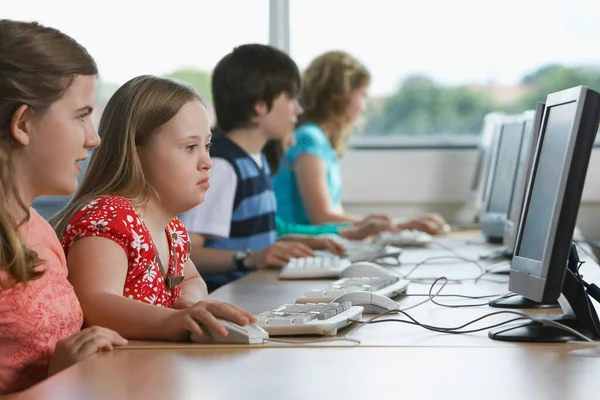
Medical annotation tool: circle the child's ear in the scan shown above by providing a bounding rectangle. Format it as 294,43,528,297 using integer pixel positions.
254,101,268,117
10,104,35,146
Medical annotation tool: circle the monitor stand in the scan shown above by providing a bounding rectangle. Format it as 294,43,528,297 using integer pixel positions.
488,292,559,309
489,244,600,342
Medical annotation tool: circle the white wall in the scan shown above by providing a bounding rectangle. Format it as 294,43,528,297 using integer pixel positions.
340,147,600,240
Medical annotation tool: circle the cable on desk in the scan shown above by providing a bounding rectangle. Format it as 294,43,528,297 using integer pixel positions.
403,293,503,299
573,240,599,263
399,254,508,285
572,260,600,336
349,308,594,342
423,277,512,308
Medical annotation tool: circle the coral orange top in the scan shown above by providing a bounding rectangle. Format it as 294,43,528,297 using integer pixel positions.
0,209,83,394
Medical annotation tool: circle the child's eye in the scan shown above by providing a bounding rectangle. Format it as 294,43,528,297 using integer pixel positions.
76,113,88,122
186,144,198,152
205,142,212,151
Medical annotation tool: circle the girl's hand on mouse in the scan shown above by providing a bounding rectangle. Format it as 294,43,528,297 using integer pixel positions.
165,300,256,341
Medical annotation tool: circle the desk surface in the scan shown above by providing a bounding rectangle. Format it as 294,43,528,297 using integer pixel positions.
15,232,600,399
15,346,600,400
127,236,600,349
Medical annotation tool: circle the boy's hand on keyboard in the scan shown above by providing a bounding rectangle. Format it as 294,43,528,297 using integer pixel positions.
396,214,447,235
246,242,314,269
170,300,256,342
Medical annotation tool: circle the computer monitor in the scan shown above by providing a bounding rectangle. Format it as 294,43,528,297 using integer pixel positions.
503,103,545,255
455,112,504,226
479,115,527,242
489,86,600,343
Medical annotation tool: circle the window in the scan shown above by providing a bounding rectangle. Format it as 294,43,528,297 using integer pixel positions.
3,0,270,126
289,0,600,141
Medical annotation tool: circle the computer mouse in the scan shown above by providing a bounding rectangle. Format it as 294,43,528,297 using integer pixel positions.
191,319,268,345
341,262,398,278
332,291,400,314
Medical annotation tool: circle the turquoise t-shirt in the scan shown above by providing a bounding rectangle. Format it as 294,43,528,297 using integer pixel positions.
273,123,342,225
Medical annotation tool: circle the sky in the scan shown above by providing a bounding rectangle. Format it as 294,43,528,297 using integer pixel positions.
3,0,600,96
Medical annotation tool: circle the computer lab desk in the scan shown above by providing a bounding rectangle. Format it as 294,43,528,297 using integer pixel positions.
15,232,600,400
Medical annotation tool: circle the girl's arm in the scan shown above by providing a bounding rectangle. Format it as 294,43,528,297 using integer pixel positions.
294,153,359,224
173,259,208,309
276,215,349,237
67,236,183,341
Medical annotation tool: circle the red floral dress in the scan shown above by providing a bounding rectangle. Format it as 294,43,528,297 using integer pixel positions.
61,195,190,308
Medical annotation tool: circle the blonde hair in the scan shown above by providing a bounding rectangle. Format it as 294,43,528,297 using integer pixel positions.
0,20,97,288
300,51,371,155
52,75,203,239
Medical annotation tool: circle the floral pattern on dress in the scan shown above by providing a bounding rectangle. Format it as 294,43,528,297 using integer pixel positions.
61,196,190,308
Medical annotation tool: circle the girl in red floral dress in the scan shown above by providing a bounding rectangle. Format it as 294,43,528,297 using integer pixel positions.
53,76,255,342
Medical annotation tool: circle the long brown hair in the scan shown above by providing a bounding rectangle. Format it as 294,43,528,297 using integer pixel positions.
0,20,97,288
299,51,371,156
52,75,203,240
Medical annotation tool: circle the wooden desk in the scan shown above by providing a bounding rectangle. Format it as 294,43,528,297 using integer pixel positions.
204,236,600,348
15,232,600,398
15,346,600,400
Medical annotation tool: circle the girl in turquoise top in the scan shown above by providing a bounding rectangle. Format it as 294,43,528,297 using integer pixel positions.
265,133,393,241
272,51,447,234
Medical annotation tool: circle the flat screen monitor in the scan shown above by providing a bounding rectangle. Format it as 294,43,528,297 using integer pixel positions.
480,116,527,239
510,86,600,304
456,112,504,225
503,103,545,254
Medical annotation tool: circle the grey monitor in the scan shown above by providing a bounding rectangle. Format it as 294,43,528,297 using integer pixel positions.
503,103,545,254
509,86,600,304
480,116,527,240
456,112,504,225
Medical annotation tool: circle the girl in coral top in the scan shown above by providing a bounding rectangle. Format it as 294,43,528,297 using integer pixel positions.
52,75,255,342
0,20,126,395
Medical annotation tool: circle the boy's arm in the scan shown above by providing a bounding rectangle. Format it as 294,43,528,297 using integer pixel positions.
188,233,240,274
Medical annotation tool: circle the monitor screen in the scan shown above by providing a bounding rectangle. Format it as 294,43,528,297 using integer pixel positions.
466,113,503,203
486,122,525,214
506,119,534,220
515,101,577,265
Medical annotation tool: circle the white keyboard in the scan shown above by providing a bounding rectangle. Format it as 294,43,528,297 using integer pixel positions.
317,235,398,262
345,245,400,263
376,230,433,247
256,301,363,336
279,256,352,279
296,276,410,304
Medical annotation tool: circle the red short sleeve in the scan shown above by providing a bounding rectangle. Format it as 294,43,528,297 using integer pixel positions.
61,195,183,308
62,196,137,257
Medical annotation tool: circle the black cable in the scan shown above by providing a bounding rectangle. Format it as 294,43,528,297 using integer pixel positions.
402,293,503,299
573,240,600,262
351,308,593,340
425,277,501,308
